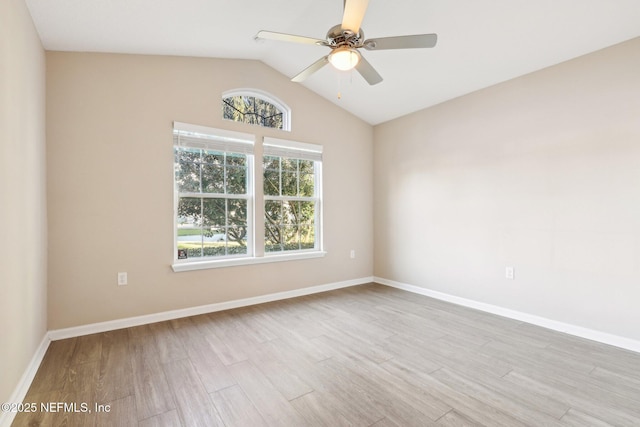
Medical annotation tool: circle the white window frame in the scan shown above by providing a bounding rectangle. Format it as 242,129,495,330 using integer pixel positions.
263,137,323,256
172,123,324,272
222,88,292,132
173,122,255,267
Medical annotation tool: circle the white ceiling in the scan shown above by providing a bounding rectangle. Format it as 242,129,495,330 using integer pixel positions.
26,0,640,125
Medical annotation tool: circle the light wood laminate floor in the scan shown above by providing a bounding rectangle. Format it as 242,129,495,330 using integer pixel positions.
13,283,640,426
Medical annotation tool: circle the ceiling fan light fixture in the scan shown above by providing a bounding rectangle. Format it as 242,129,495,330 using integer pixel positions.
328,47,361,71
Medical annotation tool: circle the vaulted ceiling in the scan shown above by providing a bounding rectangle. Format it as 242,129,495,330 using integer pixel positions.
26,0,640,125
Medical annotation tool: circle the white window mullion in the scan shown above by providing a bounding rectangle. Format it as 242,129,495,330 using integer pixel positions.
251,140,263,258
278,157,283,197
199,197,204,258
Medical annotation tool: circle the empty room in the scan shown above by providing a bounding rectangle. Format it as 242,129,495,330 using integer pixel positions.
2,0,640,426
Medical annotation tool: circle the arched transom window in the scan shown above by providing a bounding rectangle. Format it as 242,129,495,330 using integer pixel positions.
222,89,291,131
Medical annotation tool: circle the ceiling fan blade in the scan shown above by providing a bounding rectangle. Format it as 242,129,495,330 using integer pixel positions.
355,55,383,85
291,56,330,82
255,30,328,46
363,33,438,50
341,0,370,33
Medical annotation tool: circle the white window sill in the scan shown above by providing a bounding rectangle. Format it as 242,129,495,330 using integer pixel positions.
171,251,327,272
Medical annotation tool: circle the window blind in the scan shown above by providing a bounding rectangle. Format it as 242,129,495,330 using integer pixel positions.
173,121,254,154
263,137,322,162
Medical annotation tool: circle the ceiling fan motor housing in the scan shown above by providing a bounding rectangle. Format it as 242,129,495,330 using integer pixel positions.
326,24,364,48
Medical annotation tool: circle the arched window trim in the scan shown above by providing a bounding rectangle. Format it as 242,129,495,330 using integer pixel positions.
222,88,291,132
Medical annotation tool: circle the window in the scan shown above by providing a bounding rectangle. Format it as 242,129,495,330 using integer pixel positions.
172,123,323,271
263,138,322,253
222,89,291,131
174,123,254,260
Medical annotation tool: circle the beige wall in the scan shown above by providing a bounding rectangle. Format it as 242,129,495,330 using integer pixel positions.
46,52,373,329
0,0,47,404
374,37,640,341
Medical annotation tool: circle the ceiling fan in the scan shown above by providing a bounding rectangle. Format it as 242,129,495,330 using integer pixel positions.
255,0,437,85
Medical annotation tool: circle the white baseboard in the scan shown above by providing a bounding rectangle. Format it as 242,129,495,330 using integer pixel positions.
0,334,50,427
375,276,640,354
48,277,373,341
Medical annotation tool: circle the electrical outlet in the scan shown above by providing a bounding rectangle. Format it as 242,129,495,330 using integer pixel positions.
117,272,128,286
505,267,514,280
350,250,356,259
